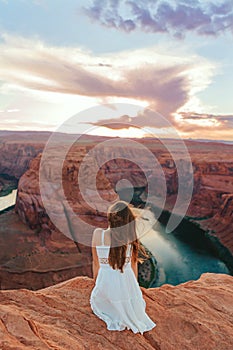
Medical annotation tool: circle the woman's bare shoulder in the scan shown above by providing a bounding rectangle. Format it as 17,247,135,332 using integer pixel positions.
93,227,103,235
92,228,102,246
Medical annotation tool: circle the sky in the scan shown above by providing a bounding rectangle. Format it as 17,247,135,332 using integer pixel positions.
0,0,233,140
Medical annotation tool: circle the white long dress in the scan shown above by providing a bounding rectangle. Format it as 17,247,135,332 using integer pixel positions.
90,230,156,335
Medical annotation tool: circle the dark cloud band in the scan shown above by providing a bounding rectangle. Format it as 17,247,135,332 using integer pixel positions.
84,0,233,37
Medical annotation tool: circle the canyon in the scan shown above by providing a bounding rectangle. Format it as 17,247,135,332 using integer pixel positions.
0,131,233,290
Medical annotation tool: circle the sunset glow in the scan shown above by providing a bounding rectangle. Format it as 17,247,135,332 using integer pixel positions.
0,0,232,141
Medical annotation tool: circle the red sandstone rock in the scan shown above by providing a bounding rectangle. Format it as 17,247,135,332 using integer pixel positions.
1,134,233,291
0,210,92,290
198,194,233,252
0,141,44,179
15,139,233,255
0,273,232,350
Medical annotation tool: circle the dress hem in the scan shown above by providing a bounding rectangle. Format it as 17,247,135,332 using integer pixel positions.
90,296,156,335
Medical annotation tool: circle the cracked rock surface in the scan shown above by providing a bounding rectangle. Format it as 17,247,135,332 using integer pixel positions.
0,273,232,350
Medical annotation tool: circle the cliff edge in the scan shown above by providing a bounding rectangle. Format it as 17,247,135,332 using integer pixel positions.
0,273,232,350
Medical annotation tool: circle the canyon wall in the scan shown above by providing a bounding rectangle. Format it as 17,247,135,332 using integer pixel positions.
1,144,118,290
15,140,233,255
0,210,92,290
186,160,233,253
0,141,44,179
1,135,233,289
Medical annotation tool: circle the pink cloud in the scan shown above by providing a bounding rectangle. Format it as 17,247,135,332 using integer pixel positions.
0,38,193,120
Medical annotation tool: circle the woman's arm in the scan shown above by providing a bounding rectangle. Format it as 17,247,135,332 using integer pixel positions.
91,229,100,282
92,246,100,282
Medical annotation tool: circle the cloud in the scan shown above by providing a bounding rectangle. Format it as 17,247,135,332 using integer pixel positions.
84,0,233,38
0,34,214,120
87,108,175,130
179,111,233,128
172,111,233,140
0,118,57,131
0,35,231,140
88,114,136,129
88,110,233,142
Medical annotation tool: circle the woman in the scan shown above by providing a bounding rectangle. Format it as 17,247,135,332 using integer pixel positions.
90,200,156,335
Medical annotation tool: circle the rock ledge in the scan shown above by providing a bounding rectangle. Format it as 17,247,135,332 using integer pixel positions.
0,273,232,350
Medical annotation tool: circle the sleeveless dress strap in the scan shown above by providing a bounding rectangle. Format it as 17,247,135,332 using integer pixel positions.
101,230,105,246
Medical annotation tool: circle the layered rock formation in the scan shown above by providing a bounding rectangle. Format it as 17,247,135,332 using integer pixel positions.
186,159,233,253
0,210,92,290
0,273,232,350
198,194,233,253
1,133,233,290
15,138,233,255
0,141,44,179
15,144,118,233
1,142,118,290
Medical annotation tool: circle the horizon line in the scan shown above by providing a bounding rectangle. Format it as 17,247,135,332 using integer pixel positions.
0,129,233,144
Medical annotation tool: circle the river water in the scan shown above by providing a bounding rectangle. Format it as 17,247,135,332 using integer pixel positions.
0,189,17,212
0,189,230,287
135,208,229,287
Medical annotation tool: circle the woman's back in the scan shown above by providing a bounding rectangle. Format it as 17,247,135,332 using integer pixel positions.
96,229,132,268
90,227,156,334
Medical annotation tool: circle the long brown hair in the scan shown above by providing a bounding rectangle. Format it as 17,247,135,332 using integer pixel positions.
107,201,148,273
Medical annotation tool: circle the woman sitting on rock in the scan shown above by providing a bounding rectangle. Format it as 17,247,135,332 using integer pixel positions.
90,200,156,335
